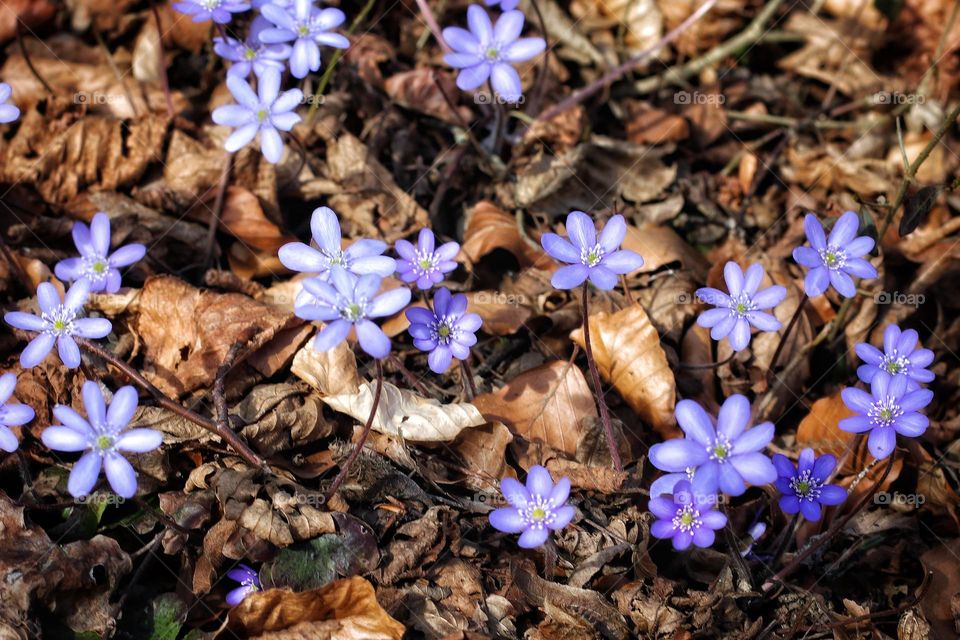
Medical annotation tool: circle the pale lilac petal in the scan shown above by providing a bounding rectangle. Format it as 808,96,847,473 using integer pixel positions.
106,386,139,430
57,336,82,368
867,428,896,460
804,266,829,297
73,317,112,339
549,477,570,507
455,64,491,91
82,381,106,426
587,265,618,290
0,426,18,452
846,236,874,258
752,285,787,309
500,477,530,507
697,308,730,328
279,243,325,272
692,527,715,548
602,250,644,273
829,211,860,246
20,333,56,368
649,439,709,472
551,264,589,289
894,413,928,436
839,415,874,433
565,211,595,250
67,451,102,498
108,244,146,268
517,527,550,548
730,453,776,485
548,505,575,530
37,282,61,315
466,4,493,44
41,426,90,452
746,311,780,332
525,465,553,498
53,405,95,435
793,246,821,268
710,314,737,341
800,500,822,521
442,27,480,53
855,343,884,365
115,428,163,453
818,485,847,505
489,507,525,532
541,233,579,263
843,258,876,280
225,123,260,152
0,404,33,426
743,263,764,296
675,399,715,445
502,37,546,63
310,207,342,254
4,311,46,332
723,262,744,296
104,451,138,498
717,395,750,441
718,463,745,495
493,10,524,43
728,318,751,351
259,126,284,163
804,214,826,250
313,319,352,351
490,63,522,102
55,258,84,282
355,320,390,358
89,212,111,256
427,346,453,373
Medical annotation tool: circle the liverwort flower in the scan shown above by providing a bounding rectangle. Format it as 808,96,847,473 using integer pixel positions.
55,212,146,293
296,269,411,359
442,6,546,103
226,565,262,605
0,83,20,124
172,0,250,24
489,465,574,548
4,280,112,369
840,372,933,460
484,0,520,10
792,211,877,298
0,374,34,452
395,229,459,290
214,19,292,79
406,288,482,373
41,382,163,498
772,448,846,521
540,211,645,290
855,324,934,391
212,67,302,164
649,480,727,550
696,262,787,352
259,0,350,79
649,395,777,497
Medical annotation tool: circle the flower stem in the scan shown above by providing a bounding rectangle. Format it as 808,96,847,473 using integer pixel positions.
678,352,736,370
326,359,384,499
580,286,623,472
769,513,800,568
147,0,175,118
74,337,266,470
767,292,808,383
460,358,477,400
414,0,450,52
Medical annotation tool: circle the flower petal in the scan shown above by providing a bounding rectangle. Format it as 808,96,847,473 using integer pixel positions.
717,395,751,441
68,451,103,498
551,264,589,289
104,451,138,498
525,465,553,498
489,507,526,533
867,427,896,460
355,320,391,358
42,426,89,452
675,399,716,445
20,333,56,368
649,439,708,472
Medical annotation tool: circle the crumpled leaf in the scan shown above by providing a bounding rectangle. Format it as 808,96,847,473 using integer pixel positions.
323,382,485,442
222,576,405,640
461,200,546,270
235,383,333,454
220,186,297,253
291,341,360,397
571,303,676,438
0,0,56,42
384,69,472,126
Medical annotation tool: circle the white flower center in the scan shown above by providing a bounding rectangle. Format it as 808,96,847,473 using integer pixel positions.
818,246,847,270
707,435,733,462
868,396,903,427
672,504,702,533
339,298,368,322
881,352,910,375
43,306,77,336
431,315,459,345
729,292,756,318
789,469,822,501
201,0,221,9
413,250,439,276
580,243,604,267
323,249,350,270
81,255,110,283
520,494,556,530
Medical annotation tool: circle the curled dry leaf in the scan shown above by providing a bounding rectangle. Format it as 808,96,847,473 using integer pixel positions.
461,201,546,270
472,360,597,457
235,383,333,454
323,381,485,442
570,303,677,438
448,422,515,490
220,186,297,253
0,0,56,43
795,392,855,467
384,69,472,126
621,223,710,281
291,342,361,397
223,576,404,640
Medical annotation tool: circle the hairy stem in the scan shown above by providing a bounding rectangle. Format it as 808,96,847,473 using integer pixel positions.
767,293,808,382
581,286,623,472
327,359,384,499
461,358,478,400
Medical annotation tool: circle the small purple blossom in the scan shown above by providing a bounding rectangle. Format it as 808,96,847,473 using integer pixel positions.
0,83,20,124
296,269,411,359
0,374,34,452
442,6,546,103
172,0,250,24
41,382,162,499
696,262,786,352
211,67,302,164
54,212,146,293
772,448,846,521
259,0,350,79
856,324,934,391
214,20,292,79
489,465,574,548
406,288,482,373
226,564,261,606
840,372,933,460
792,211,877,298
395,229,459,290
649,480,727,550
485,0,520,9
540,211,645,290
4,280,112,369
649,395,777,498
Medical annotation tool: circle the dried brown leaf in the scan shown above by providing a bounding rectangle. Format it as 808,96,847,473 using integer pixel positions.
461,201,546,270
220,186,296,253
384,69,472,126
291,341,360,397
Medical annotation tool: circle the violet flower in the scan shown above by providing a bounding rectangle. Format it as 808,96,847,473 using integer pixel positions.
0,373,34,452
41,382,163,498
211,67,302,164
172,0,250,24
649,395,777,497
489,465,574,548
792,212,877,298
649,480,727,550
214,19,292,79
540,211,645,290
259,0,350,79
226,565,262,605
4,280,112,369
856,324,934,391
395,229,459,290
295,269,411,359
695,262,786,352
840,372,933,460
0,83,20,124
406,288,482,373
55,212,146,293
772,448,846,521
442,6,546,103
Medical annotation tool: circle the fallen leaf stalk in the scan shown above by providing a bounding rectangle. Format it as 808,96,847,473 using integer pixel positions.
580,286,623,472
326,359,384,499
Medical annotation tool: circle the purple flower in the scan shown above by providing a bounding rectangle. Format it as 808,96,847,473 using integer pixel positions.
695,262,787,352
442,6,546,103
856,324,934,391
406,288,482,373
226,564,261,605
840,372,933,460
649,395,777,498
41,382,162,499
395,229,459,290
792,212,877,298
54,212,146,294
540,211,644,290
0,83,20,124
211,67,302,164
772,448,846,521
485,0,520,9
0,374,34,452
172,0,250,24
489,465,574,548
4,280,112,369
296,269,411,359
259,0,350,79
214,20,292,79
649,480,727,550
